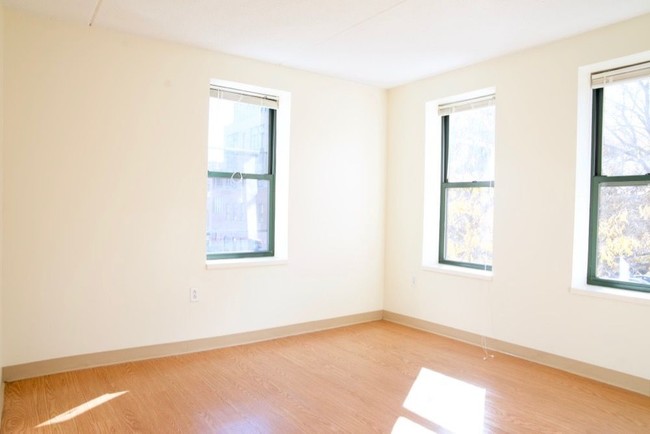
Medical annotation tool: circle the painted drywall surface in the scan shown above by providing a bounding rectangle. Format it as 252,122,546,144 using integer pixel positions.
0,3,5,411
2,10,386,365
385,14,650,379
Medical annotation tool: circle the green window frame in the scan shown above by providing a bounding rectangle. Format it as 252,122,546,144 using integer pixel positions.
587,62,650,293
206,86,277,260
439,95,495,271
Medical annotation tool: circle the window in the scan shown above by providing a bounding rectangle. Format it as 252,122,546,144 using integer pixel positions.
588,62,650,293
206,86,277,260
439,95,495,271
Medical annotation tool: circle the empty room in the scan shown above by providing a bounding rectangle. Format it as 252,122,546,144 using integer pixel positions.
0,0,649,432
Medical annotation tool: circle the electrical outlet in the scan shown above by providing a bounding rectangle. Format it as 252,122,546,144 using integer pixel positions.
190,287,199,303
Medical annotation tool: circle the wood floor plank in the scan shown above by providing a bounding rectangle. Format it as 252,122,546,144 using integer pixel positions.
2,320,649,433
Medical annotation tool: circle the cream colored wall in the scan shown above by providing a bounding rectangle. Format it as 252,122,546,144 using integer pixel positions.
2,10,385,366
386,14,650,379
0,2,5,412
4,5,649,384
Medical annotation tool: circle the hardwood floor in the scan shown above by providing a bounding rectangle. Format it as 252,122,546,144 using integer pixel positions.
2,320,649,433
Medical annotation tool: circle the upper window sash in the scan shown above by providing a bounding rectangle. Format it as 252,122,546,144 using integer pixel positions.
207,90,276,177
440,96,496,184
440,116,495,185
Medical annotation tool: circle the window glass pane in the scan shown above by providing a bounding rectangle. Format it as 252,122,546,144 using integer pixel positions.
208,98,271,175
447,106,495,182
207,177,271,255
444,187,494,266
596,183,650,285
602,77,650,176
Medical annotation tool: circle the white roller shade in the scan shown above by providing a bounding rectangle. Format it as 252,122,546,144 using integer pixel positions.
438,94,495,116
210,86,279,110
591,61,650,89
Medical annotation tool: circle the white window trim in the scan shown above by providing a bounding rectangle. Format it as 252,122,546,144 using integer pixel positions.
571,51,650,305
206,256,288,270
206,79,290,269
422,87,496,280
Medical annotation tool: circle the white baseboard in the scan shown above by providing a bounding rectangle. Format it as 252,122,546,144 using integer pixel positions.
2,311,383,382
4,309,648,398
382,310,650,397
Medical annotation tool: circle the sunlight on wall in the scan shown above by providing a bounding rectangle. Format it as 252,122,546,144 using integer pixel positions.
36,391,128,427
401,368,485,434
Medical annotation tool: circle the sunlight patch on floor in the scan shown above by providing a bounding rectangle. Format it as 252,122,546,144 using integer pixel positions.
392,416,437,433
403,368,485,433
36,391,128,427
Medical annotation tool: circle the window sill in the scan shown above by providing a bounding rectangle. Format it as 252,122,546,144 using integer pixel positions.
570,284,650,305
422,263,493,281
206,257,288,270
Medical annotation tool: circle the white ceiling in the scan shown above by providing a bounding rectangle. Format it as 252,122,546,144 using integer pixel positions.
4,0,650,88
